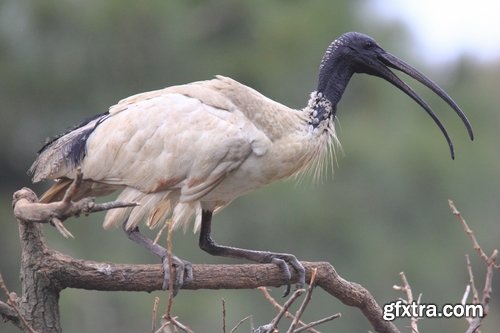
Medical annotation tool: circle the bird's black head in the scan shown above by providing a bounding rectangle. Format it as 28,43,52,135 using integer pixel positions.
317,32,474,159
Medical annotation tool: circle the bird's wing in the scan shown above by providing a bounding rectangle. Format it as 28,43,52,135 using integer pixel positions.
32,79,272,205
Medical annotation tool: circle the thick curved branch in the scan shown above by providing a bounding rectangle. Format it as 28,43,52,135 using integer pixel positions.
7,186,400,333
42,255,399,333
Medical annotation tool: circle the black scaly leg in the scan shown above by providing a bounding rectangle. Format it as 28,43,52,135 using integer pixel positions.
198,210,305,296
123,222,193,295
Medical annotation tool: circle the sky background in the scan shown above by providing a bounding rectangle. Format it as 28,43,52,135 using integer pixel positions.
370,0,500,63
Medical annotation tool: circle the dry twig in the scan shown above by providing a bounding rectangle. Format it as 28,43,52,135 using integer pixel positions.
287,269,317,332
151,296,161,333
271,288,305,331
393,272,419,333
293,313,341,333
0,274,39,333
259,288,310,332
448,200,500,269
463,249,497,333
168,316,194,333
464,254,480,305
229,315,253,333
222,299,227,333
255,268,341,333
449,199,498,333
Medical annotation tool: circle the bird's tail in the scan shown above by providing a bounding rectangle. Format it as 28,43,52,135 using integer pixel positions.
39,179,74,203
102,187,203,233
40,182,205,233
39,178,119,203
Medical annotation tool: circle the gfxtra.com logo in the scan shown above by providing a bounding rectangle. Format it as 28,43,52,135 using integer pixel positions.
383,300,484,321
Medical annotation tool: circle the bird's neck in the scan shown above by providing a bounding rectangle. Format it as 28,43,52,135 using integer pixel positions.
308,59,354,130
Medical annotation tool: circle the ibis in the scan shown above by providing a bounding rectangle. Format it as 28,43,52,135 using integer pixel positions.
29,32,473,295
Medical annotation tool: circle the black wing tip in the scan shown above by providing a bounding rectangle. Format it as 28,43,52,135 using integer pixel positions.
29,111,110,180
36,111,110,155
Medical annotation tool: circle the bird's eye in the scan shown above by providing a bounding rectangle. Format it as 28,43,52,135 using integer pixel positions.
363,41,374,49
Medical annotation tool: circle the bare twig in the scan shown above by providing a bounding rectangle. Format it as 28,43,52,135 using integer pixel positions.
464,319,481,333
448,200,500,269
270,288,304,330
253,287,303,333
465,254,480,305
155,317,174,333
293,313,341,333
222,299,227,333
461,284,471,306
0,274,39,333
398,272,414,304
288,269,318,332
393,272,419,333
259,287,315,332
449,200,498,333
168,316,194,333
482,250,497,308
152,296,161,332
465,249,497,333
0,300,18,323
286,268,342,333
230,315,253,333
0,281,20,330
258,269,340,333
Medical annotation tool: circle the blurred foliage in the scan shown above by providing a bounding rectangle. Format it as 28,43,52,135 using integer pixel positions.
1,1,499,332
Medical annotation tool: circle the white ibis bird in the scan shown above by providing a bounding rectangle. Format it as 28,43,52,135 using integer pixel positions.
29,32,473,295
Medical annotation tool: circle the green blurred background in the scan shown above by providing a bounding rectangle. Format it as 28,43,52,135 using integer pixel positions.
1,1,499,332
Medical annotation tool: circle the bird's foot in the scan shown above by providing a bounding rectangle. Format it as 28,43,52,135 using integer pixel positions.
123,225,192,296
266,252,305,296
198,210,305,297
161,255,193,296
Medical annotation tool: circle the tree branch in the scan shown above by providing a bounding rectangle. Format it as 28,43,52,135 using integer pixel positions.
13,186,136,238
6,185,400,333
27,253,401,333
0,300,20,329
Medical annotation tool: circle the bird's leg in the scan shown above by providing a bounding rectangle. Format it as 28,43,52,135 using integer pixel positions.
122,222,192,295
198,210,305,296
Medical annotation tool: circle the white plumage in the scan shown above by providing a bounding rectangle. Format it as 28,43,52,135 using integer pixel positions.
31,75,336,233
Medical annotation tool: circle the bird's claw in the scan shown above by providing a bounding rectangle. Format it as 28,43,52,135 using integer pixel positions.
161,256,193,296
269,253,305,297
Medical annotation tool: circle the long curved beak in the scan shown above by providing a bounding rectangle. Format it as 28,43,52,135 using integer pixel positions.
371,52,474,159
